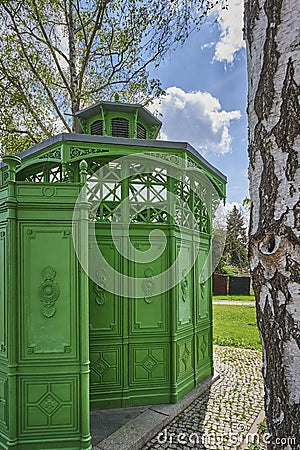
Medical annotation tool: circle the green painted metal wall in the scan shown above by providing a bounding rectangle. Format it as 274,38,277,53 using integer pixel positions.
88,228,213,409
0,158,92,449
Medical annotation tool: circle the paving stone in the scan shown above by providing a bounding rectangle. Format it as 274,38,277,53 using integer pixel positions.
141,346,265,450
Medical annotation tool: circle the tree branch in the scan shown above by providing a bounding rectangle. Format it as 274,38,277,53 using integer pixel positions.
22,28,70,67
30,0,73,99
87,49,162,95
0,126,39,143
0,66,52,135
77,2,108,100
2,4,71,132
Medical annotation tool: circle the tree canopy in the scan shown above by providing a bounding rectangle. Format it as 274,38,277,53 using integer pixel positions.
0,0,225,154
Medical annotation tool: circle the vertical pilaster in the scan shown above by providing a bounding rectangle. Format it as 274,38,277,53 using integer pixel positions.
78,161,92,449
168,174,178,402
2,156,21,448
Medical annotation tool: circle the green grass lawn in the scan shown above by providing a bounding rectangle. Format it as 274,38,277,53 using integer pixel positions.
213,304,261,350
213,294,255,302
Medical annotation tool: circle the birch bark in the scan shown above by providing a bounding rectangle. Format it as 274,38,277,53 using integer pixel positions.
244,0,300,447
66,1,79,131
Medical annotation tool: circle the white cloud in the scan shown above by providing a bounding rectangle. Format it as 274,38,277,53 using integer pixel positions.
201,41,215,50
213,0,245,63
214,201,250,229
150,86,241,154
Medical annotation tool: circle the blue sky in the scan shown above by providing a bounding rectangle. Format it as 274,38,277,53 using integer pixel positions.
148,1,249,208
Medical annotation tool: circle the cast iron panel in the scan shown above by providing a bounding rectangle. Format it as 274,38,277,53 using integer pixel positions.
129,343,169,386
0,229,6,356
89,239,122,336
20,225,77,361
129,240,168,334
0,375,7,429
177,337,194,381
90,347,122,390
196,330,211,368
197,247,211,322
20,376,79,436
177,241,193,328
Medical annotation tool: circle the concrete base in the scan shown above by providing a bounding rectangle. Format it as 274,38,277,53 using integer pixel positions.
92,373,219,450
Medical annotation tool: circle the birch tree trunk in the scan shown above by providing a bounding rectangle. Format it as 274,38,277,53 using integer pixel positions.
244,0,300,448
67,0,79,132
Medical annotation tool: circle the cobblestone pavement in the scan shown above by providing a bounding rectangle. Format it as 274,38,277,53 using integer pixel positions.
142,346,265,450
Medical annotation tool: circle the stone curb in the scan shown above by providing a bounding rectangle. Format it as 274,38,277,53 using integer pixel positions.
240,408,265,450
93,373,220,450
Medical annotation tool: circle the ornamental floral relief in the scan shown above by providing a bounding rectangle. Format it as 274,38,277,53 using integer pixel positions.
143,268,155,304
39,266,60,318
94,269,107,306
181,269,189,302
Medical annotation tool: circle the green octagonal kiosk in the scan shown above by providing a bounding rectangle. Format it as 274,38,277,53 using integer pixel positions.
0,100,226,449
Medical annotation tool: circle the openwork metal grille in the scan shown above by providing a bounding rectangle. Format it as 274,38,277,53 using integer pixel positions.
18,155,211,232
25,171,45,182
130,207,169,223
90,120,103,135
24,165,64,183
87,160,122,222
194,182,210,233
111,118,129,138
194,195,209,233
128,162,168,223
137,123,146,139
174,175,193,228
85,158,210,229
86,160,169,224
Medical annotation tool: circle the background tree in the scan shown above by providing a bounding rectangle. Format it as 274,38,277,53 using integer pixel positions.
214,205,249,274
245,0,300,448
242,197,250,210
224,205,248,269
0,0,224,154
212,221,227,273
